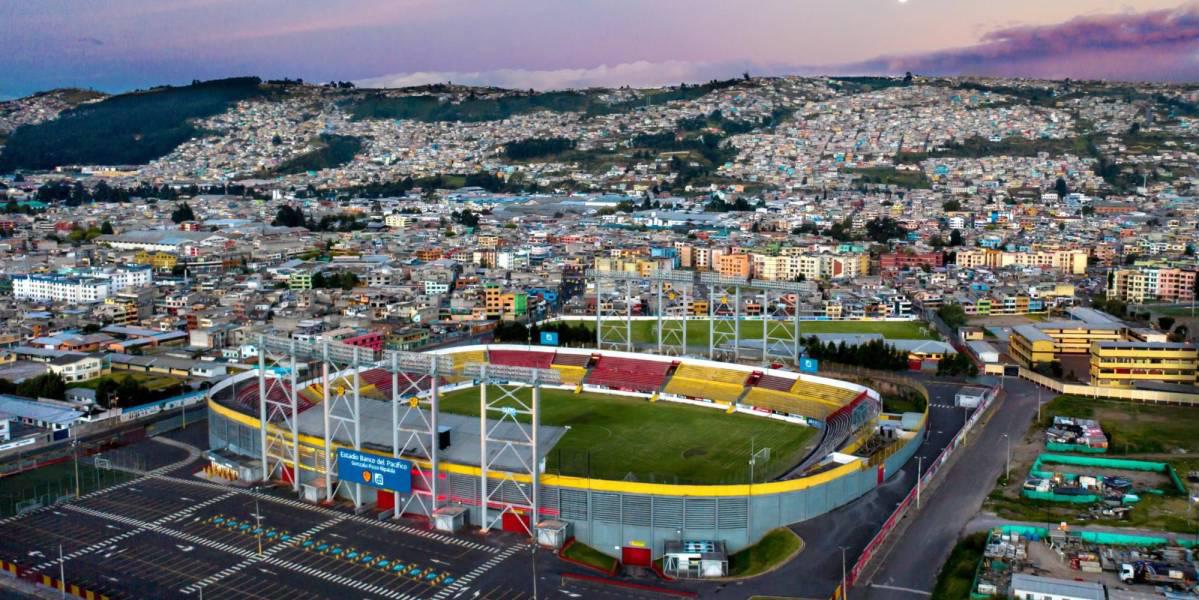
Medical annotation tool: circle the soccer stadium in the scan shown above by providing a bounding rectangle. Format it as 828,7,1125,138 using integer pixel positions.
205,338,928,564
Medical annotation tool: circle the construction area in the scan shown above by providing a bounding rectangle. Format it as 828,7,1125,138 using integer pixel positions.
987,395,1199,535
972,525,1199,599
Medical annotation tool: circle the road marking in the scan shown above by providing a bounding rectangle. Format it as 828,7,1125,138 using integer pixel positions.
871,584,932,596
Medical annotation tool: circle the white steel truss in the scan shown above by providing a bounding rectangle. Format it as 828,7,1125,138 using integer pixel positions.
466,364,560,536
653,272,695,356
256,334,301,494
322,343,365,507
390,351,454,519
593,272,633,352
702,273,745,362
752,279,806,365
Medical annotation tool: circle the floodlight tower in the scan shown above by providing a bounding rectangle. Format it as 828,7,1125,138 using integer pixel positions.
390,350,454,518
256,334,301,495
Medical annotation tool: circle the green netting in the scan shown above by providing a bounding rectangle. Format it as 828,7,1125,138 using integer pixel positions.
1021,489,1100,504
999,525,1048,538
1038,453,1166,472
1078,531,1170,546
1045,442,1107,454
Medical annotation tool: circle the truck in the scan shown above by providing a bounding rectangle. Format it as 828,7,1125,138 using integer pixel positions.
1120,561,1196,589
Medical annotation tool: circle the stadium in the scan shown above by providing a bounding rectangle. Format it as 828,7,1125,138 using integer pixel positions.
205,337,928,564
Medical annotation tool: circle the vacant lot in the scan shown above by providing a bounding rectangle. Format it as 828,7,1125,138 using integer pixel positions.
77,371,187,392
438,386,818,484
985,394,1199,534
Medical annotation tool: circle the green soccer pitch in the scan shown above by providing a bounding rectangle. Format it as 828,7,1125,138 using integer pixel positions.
437,386,819,485
573,319,935,346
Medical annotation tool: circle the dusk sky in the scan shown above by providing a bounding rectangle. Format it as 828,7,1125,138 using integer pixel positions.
2,0,1198,99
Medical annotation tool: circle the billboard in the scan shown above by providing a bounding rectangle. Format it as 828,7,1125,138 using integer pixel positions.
336,449,412,493
799,357,819,373
539,331,560,346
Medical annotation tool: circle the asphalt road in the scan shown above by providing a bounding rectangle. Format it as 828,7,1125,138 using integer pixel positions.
692,381,975,600
859,376,1044,599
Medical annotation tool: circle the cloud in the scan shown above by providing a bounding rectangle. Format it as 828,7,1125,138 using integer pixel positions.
77,37,104,47
845,3,1199,81
355,60,760,91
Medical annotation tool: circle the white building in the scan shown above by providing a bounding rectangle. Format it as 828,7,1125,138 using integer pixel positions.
13,274,111,304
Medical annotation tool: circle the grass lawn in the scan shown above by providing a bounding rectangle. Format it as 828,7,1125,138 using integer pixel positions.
0,460,137,517
562,541,617,572
727,528,804,577
1033,395,1199,454
438,386,818,484
931,532,987,600
579,319,937,346
77,371,186,392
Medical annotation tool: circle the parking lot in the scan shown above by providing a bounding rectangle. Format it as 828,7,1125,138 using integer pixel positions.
0,474,532,599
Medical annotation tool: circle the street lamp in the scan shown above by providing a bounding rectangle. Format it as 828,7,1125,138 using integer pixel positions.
254,496,263,556
916,455,923,509
839,546,850,600
1002,434,1011,484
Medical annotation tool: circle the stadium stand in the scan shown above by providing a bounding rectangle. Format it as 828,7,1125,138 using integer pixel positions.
585,355,672,393
552,352,589,367
488,349,555,369
756,373,796,392
233,380,315,419
664,364,746,404
789,379,856,406
550,351,590,385
741,388,834,420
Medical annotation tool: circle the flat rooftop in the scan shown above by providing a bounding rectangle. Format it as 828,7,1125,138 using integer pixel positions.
295,398,566,473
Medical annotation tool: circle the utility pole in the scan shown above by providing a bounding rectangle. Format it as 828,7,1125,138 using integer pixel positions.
71,438,80,499
840,546,849,600
58,544,65,600
531,544,538,600
916,455,923,509
1003,434,1011,483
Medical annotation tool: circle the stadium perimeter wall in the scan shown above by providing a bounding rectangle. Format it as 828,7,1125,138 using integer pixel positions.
205,347,929,558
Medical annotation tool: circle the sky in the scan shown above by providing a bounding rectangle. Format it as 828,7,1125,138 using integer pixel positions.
2,0,1198,99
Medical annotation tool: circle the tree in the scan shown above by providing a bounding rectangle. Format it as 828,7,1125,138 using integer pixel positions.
1054,177,1069,199
864,216,906,243
99,220,114,235
1158,316,1176,332
942,199,961,212
170,202,195,224
938,303,968,330
949,229,963,247
272,205,306,228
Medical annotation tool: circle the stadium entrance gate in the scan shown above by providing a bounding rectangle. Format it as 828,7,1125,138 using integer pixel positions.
621,546,653,567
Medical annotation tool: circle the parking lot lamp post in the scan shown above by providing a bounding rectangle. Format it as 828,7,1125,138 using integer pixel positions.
58,544,65,600
254,497,263,556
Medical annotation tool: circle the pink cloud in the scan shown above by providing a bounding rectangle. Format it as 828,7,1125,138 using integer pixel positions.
847,3,1199,81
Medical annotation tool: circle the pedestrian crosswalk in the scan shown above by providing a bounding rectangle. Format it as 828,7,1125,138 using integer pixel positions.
431,544,524,600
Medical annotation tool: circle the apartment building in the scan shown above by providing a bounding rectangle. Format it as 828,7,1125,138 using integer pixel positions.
1089,341,1198,388
1106,268,1196,304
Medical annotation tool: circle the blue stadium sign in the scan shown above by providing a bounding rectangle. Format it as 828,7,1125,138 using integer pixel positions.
336,449,412,493
540,331,560,346
799,357,819,373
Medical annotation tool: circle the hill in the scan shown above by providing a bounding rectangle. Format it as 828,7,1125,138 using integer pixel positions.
0,77,266,173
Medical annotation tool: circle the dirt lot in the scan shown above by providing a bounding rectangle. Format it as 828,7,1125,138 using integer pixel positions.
985,395,1199,534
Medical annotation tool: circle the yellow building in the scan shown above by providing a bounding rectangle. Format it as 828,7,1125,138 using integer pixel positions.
1009,325,1056,366
133,250,178,271
1089,341,1198,388
1009,321,1123,367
